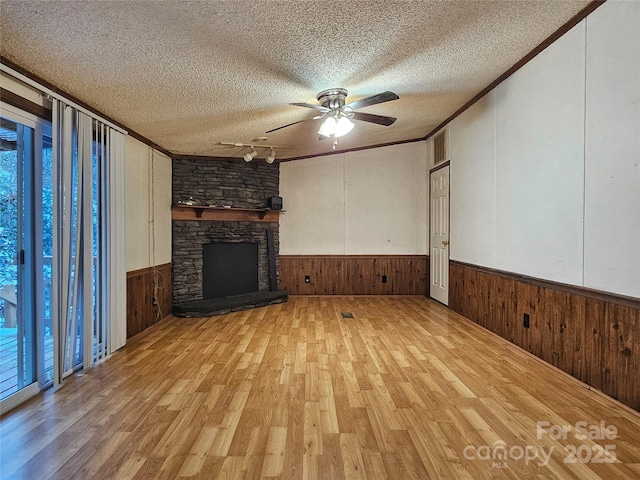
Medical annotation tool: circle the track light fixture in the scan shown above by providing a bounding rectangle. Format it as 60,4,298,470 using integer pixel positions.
243,148,258,162
220,141,282,164
265,148,276,164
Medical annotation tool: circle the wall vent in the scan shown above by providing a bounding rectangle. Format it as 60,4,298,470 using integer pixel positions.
433,130,447,165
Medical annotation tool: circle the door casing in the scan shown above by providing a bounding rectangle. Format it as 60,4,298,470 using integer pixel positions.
429,162,450,305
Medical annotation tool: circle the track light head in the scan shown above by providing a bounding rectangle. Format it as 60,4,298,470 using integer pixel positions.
243,148,257,162
265,148,276,164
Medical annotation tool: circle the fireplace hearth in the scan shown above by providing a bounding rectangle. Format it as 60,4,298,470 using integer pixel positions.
173,290,288,317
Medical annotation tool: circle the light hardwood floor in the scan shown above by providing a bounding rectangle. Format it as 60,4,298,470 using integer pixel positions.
1,296,639,479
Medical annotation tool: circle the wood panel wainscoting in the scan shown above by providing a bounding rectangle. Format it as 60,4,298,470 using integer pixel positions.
449,260,640,412
279,255,428,295
126,263,173,338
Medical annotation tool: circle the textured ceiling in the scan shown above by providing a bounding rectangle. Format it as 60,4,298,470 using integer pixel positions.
0,0,591,160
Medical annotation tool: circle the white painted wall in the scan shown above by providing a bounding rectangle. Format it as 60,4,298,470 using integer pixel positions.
279,155,345,255
494,23,586,285
583,0,640,298
279,142,428,255
344,144,427,254
450,94,495,268
124,136,172,271
448,0,640,297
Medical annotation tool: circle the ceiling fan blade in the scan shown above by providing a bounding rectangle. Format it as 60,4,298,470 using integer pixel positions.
290,102,330,112
345,91,399,110
265,115,324,133
351,111,397,126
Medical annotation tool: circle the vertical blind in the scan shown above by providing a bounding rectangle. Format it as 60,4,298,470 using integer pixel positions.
51,99,126,383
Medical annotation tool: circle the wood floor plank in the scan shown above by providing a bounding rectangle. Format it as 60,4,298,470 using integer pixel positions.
261,426,287,477
340,433,366,480
177,426,219,477
1,296,639,479
303,401,323,456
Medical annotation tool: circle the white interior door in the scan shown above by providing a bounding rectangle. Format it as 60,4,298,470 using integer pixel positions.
430,165,449,305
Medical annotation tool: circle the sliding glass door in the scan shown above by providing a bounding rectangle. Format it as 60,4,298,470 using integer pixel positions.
0,104,52,406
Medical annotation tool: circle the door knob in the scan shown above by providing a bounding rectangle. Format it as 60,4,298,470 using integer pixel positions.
442,240,449,246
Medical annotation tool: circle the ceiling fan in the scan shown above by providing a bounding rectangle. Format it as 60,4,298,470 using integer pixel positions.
266,88,399,146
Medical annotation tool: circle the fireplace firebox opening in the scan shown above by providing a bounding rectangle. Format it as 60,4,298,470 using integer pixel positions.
202,242,258,299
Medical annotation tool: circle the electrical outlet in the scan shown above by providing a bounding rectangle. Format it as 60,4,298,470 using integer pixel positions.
382,275,388,284
304,275,310,284
523,313,530,328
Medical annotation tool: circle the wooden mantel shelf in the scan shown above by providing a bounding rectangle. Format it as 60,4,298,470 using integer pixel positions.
171,205,280,222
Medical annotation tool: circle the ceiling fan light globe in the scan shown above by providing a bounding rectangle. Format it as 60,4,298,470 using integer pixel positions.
318,117,337,137
334,117,354,137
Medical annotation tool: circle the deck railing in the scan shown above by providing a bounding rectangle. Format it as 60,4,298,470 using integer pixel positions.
1,256,54,399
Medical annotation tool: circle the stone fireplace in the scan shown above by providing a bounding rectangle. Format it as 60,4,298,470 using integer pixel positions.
171,158,286,316
172,220,278,304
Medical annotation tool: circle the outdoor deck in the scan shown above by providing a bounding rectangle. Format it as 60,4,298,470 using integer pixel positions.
0,328,54,399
